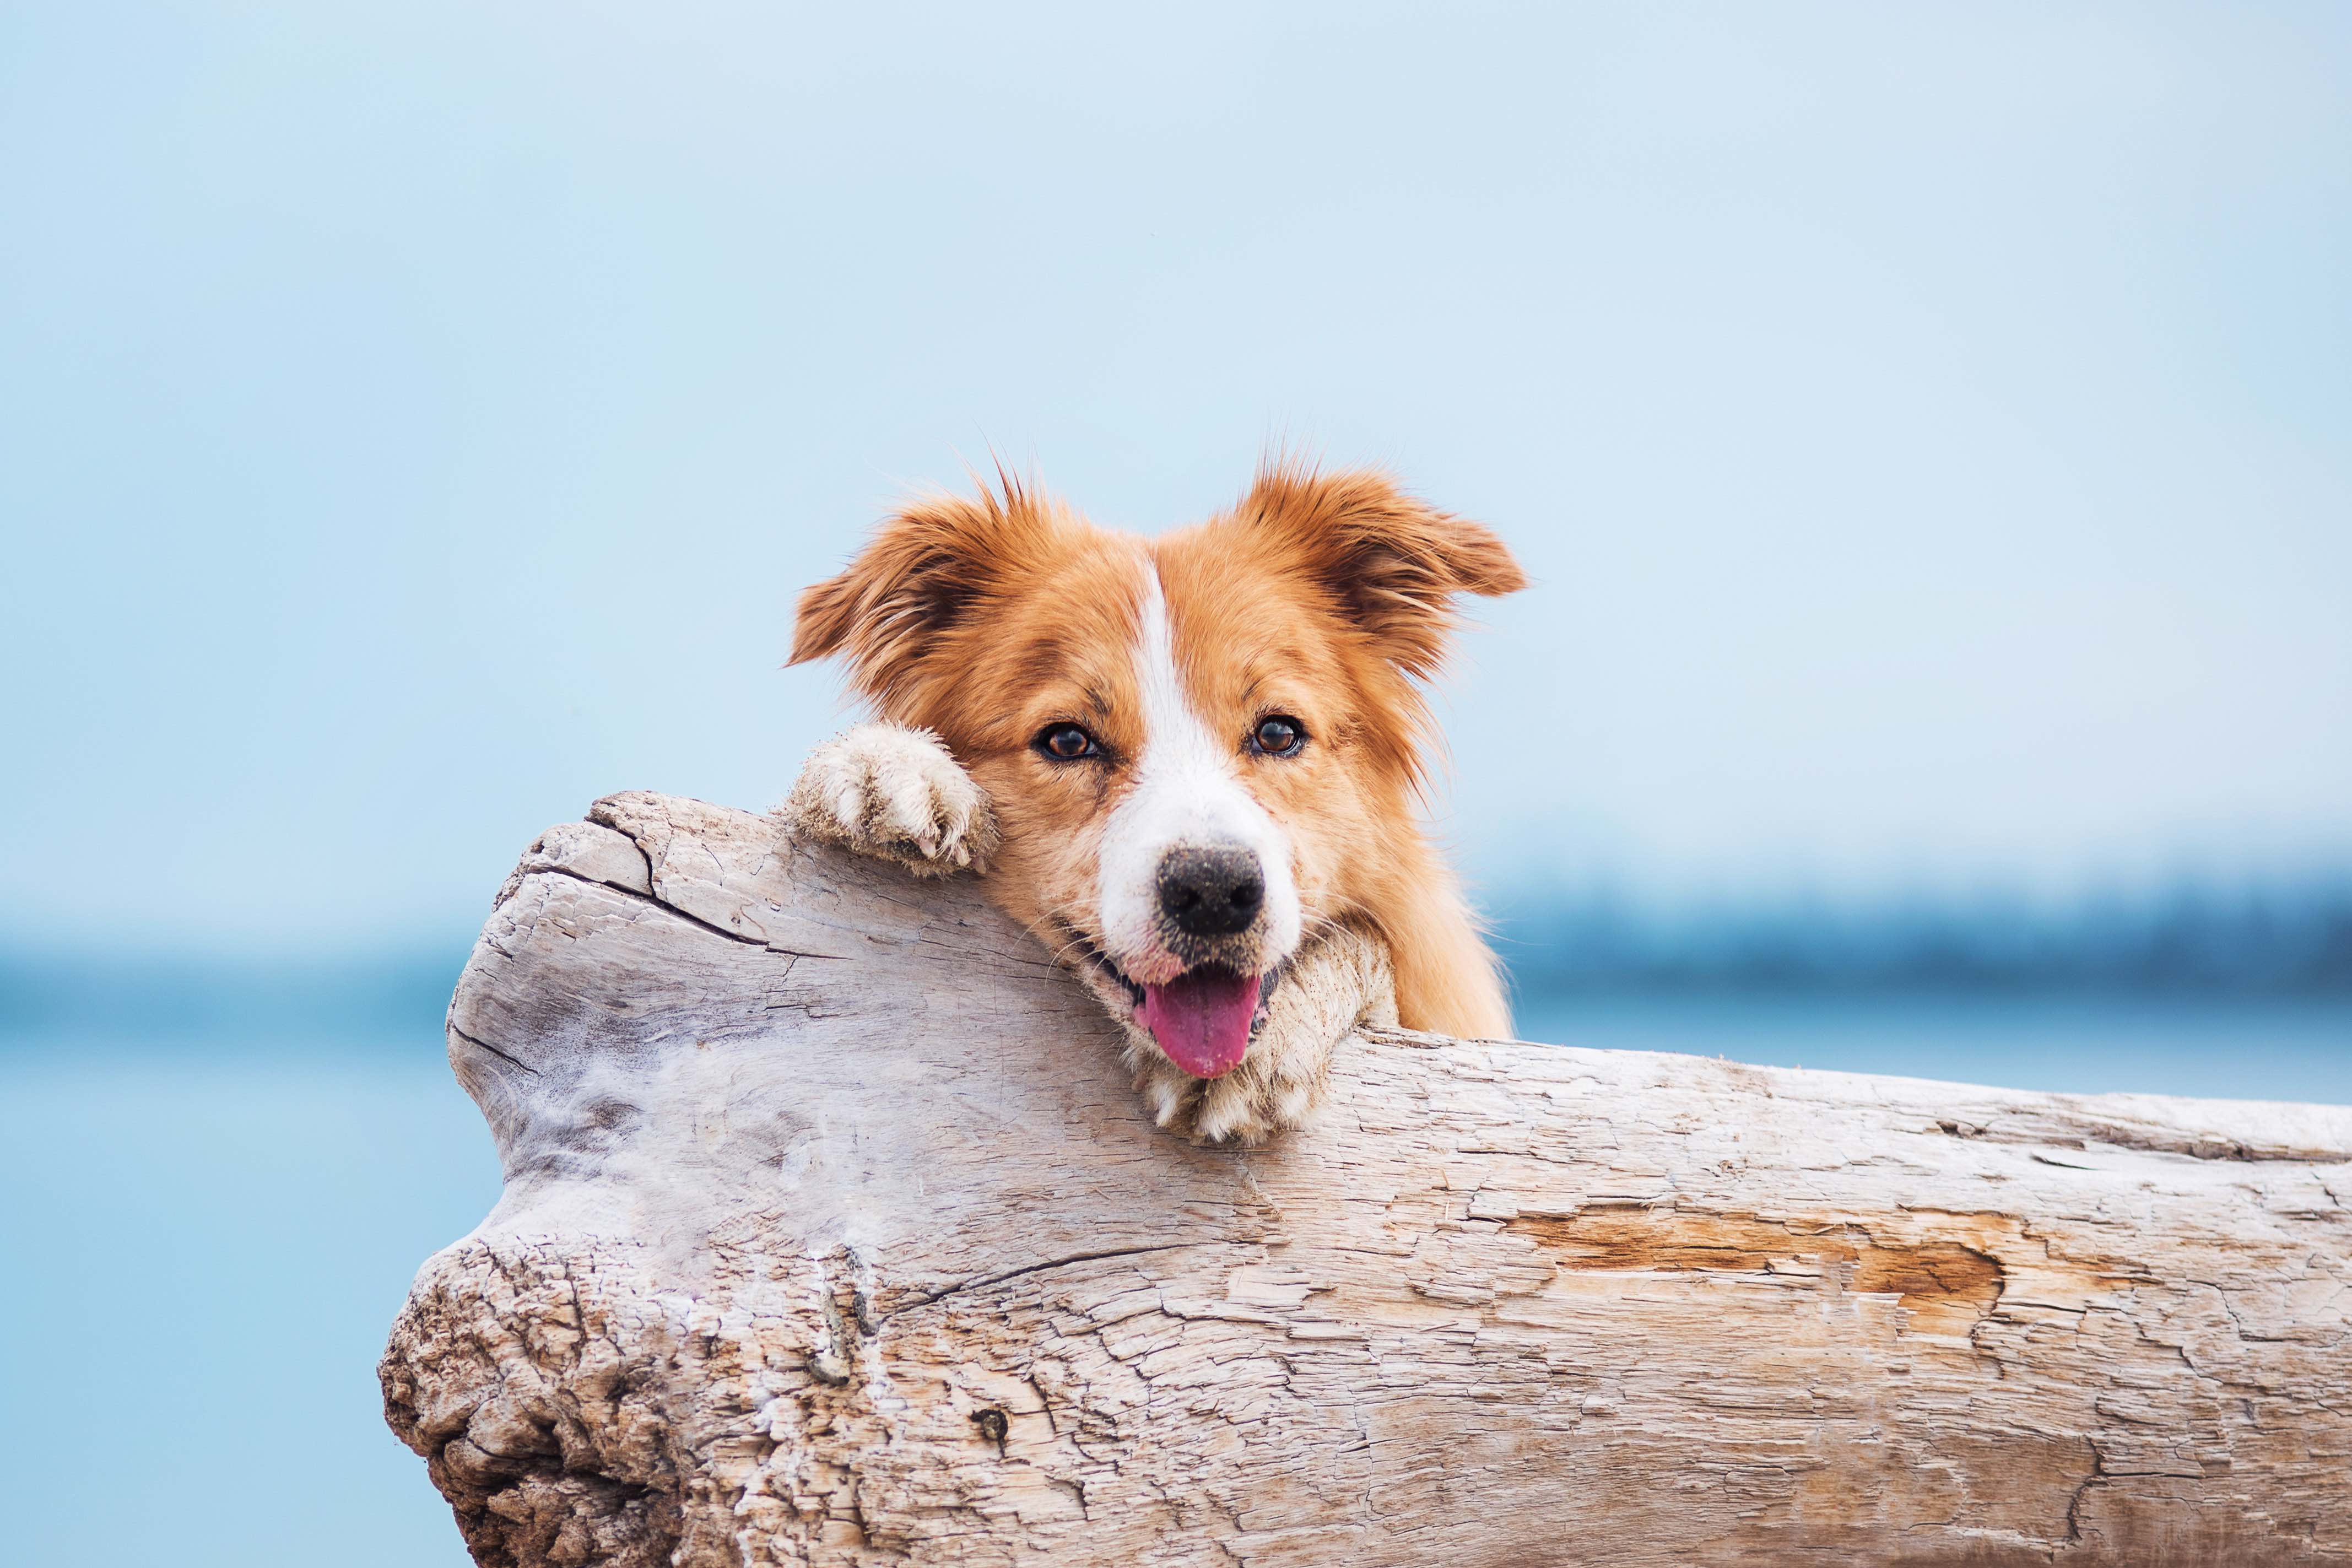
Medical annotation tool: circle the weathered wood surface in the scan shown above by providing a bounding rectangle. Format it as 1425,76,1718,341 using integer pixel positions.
383,791,2352,1567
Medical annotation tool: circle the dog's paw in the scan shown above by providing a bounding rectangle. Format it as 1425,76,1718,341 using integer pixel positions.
778,723,998,876
1123,929,1397,1145
1129,1036,1327,1146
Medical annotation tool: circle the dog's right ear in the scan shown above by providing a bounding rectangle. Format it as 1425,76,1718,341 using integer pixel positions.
790,483,1050,714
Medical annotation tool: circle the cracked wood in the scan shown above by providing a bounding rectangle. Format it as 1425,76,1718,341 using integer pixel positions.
382,791,2352,1567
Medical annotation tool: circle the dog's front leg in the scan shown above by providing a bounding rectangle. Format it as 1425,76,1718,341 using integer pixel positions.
778,723,998,875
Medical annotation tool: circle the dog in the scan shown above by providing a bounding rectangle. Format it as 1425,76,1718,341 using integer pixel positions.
782,462,1525,1142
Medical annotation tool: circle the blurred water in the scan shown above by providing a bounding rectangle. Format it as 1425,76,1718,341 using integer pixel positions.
0,1029,495,1568
3,996,2347,1567
1515,992,2352,1105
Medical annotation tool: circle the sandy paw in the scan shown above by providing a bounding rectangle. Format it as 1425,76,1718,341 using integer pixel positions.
779,724,998,876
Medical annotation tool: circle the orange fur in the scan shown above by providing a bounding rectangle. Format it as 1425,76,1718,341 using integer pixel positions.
790,463,1525,1039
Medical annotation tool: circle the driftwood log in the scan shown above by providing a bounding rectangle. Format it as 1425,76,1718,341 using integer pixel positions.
383,792,2352,1567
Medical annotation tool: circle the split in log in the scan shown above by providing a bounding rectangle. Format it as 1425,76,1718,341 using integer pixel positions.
383,791,2352,1566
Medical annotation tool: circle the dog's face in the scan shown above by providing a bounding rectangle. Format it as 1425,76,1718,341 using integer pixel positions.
791,466,1523,1079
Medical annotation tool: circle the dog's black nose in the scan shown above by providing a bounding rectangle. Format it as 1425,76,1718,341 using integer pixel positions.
1156,845,1265,937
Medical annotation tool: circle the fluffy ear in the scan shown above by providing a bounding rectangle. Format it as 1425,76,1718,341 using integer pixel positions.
790,480,1057,713
1241,464,1527,679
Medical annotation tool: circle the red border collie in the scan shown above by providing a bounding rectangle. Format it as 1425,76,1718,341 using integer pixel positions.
784,462,1525,1142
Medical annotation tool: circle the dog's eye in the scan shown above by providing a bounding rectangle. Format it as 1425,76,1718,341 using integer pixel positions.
1250,715,1306,757
1036,723,1100,761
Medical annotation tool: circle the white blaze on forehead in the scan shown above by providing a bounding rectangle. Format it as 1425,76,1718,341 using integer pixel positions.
1096,560,1302,982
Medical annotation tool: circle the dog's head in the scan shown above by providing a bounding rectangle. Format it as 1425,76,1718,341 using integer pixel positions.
790,464,1523,1079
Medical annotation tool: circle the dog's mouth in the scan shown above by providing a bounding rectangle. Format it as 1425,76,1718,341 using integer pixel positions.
1058,924,1284,1080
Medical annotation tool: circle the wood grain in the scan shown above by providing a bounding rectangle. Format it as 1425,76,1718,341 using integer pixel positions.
382,791,2352,1566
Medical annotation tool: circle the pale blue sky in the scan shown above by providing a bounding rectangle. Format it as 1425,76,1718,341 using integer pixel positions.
4,2,2349,951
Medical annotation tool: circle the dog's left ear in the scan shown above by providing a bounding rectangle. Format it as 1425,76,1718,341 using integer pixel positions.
1242,465,1527,679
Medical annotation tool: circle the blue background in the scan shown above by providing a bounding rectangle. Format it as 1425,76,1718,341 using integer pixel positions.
2,4,2346,1562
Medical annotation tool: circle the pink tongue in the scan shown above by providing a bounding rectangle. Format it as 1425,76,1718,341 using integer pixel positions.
1139,968,1262,1079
